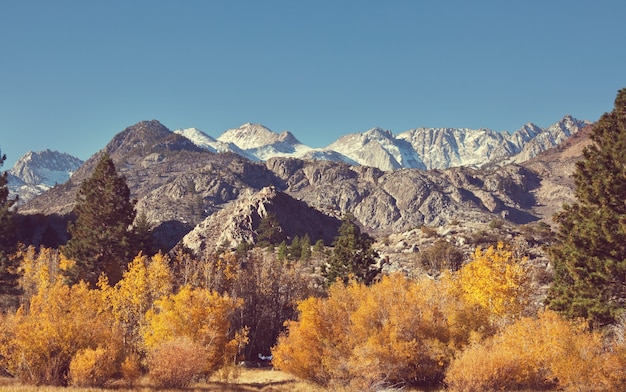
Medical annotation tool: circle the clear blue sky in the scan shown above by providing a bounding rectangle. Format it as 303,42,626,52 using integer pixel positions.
2,1,625,167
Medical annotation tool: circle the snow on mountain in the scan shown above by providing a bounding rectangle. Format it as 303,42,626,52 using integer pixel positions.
8,149,84,204
505,115,590,164
396,126,507,169
216,123,312,161
298,149,358,165
173,127,256,160
173,128,218,152
218,123,292,149
327,128,426,171
174,116,589,172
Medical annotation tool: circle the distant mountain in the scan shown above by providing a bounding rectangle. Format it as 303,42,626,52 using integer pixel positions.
173,128,255,160
174,116,590,171
327,127,426,171
8,149,83,204
216,123,312,161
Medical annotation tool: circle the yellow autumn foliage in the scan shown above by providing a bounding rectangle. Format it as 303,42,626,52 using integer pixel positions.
445,310,626,392
68,346,118,387
456,242,532,324
272,274,486,389
16,246,74,301
143,285,246,375
0,279,120,385
101,252,173,352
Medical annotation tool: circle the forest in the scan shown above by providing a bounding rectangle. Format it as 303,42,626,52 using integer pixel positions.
0,88,625,391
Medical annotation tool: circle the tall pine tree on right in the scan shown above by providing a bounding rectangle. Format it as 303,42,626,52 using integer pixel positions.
547,88,626,328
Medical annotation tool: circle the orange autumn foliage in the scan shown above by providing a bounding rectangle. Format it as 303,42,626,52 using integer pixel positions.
445,310,626,392
143,285,246,377
272,274,487,389
0,280,120,385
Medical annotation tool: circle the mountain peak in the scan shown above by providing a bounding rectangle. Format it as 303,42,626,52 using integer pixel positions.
218,123,281,149
8,149,84,204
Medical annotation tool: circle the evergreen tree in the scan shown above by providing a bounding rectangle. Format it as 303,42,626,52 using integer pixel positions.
289,235,301,261
132,211,155,255
0,151,19,296
277,240,288,262
300,233,312,261
63,153,137,286
547,88,626,327
322,214,380,287
256,212,285,247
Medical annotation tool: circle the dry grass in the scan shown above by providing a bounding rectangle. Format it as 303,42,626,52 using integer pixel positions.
0,369,324,392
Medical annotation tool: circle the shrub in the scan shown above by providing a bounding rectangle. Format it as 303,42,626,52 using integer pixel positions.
273,274,485,389
120,354,142,387
0,280,119,385
420,225,438,238
68,346,118,387
147,337,207,388
456,242,532,324
445,311,626,392
418,239,464,275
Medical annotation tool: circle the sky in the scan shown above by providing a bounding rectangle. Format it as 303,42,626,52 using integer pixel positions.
1,1,626,167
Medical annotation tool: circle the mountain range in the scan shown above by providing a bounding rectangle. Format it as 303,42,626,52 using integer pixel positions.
10,115,591,253
172,115,588,171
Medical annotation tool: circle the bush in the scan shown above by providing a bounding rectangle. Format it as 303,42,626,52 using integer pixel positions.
445,311,626,392
120,354,142,387
68,346,118,387
273,274,485,389
147,337,207,388
418,239,464,275
0,280,119,385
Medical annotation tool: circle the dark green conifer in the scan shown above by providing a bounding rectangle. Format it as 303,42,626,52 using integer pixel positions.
63,153,136,286
0,151,19,296
547,88,626,327
322,214,379,287
256,212,285,247
300,233,312,261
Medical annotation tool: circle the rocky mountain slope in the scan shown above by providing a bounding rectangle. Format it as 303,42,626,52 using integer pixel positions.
15,116,587,253
181,186,341,254
8,149,83,204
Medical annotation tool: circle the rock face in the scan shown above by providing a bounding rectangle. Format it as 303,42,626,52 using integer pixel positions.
16,118,590,251
521,122,594,225
181,186,341,254
265,158,541,234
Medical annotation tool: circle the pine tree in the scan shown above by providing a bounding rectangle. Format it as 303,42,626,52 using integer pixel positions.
256,212,285,247
547,88,626,327
63,153,137,286
0,154,18,294
300,233,312,261
289,235,301,261
0,151,19,296
322,214,379,286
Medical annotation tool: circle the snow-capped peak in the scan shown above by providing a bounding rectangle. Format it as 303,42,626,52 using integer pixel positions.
8,149,84,204
9,149,83,186
173,128,217,149
218,123,301,150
